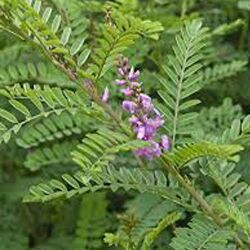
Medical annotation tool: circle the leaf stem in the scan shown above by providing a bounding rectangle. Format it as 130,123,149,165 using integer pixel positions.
162,159,222,224
171,37,190,147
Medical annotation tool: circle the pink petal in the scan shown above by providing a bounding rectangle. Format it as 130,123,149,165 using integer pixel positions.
128,67,140,81
161,135,170,151
102,87,109,102
115,79,126,86
122,100,137,113
130,81,140,87
117,68,125,77
121,87,133,96
137,125,146,139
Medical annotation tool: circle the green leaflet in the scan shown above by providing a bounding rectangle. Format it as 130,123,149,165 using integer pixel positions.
9,99,31,117
157,20,208,146
60,27,72,45
74,193,108,250
163,141,243,169
170,215,232,250
22,166,187,204
238,1,250,10
77,48,91,66
0,108,18,123
0,84,101,145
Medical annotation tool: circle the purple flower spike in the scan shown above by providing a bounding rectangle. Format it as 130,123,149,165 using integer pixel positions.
102,87,109,102
114,57,170,160
122,100,137,113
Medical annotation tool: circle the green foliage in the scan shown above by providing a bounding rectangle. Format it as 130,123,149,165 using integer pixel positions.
170,215,232,250
0,199,28,250
238,1,250,11
89,11,163,81
71,129,129,174
193,98,243,139
16,111,94,148
0,61,74,87
0,83,100,144
141,212,181,250
200,60,247,86
90,19,140,80
1,0,90,70
163,141,243,169
105,193,182,249
74,192,108,250
197,118,250,240
215,199,250,237
24,139,78,171
157,20,208,146
221,115,250,145
23,166,189,205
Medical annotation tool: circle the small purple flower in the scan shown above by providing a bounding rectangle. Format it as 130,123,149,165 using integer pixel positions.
140,94,151,103
129,115,140,125
117,68,125,77
135,147,150,158
151,115,164,128
115,79,127,86
121,87,133,96
128,67,140,81
122,100,137,113
130,81,140,87
137,125,146,139
102,87,109,102
144,123,157,139
152,141,161,157
140,94,153,112
160,135,170,151
134,141,161,159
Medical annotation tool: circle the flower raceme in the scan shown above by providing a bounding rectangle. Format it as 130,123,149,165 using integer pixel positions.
115,57,170,159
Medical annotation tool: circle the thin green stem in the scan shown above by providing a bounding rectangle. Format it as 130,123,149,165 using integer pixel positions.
171,36,192,147
161,158,223,225
181,0,187,18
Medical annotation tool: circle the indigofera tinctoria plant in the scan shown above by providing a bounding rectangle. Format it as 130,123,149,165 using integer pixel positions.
0,0,250,249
